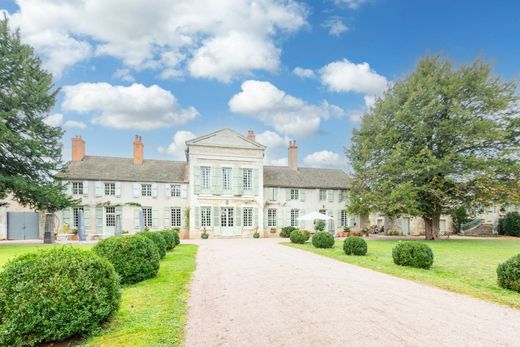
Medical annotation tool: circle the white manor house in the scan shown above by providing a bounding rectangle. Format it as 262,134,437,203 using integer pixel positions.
55,129,355,239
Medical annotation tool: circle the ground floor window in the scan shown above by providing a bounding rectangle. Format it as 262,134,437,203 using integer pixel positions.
341,210,348,227
105,207,116,227
171,207,181,227
201,207,211,227
142,207,152,227
243,207,253,227
267,209,277,227
221,207,234,227
290,209,299,227
72,207,84,228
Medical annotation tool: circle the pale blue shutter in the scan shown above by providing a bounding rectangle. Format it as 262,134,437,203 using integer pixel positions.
328,190,334,202
252,168,259,196
180,207,186,230
181,185,187,198
152,208,159,228
62,208,72,226
83,181,89,197
66,182,72,195
134,208,140,230
299,189,305,202
194,207,200,228
253,208,258,227
213,206,220,228
193,166,201,194
277,209,282,228
164,207,171,227
327,209,333,232
213,168,222,195
133,183,140,197
299,209,305,228
273,187,278,201
95,182,103,197
151,183,158,198
96,207,103,233
236,207,242,227
285,188,291,201
165,184,171,198
115,182,121,197
83,207,90,229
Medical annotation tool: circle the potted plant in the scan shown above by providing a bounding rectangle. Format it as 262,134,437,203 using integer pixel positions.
71,228,78,241
253,227,260,238
201,227,209,239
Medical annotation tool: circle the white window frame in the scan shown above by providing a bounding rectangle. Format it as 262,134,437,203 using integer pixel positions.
201,167,210,189
290,189,299,200
341,210,348,227
243,207,253,227
221,207,234,227
142,207,153,227
105,206,116,227
171,184,181,197
72,182,83,195
222,167,232,190
201,207,212,227
171,207,181,227
319,189,326,201
267,208,277,227
290,209,299,227
104,182,116,196
243,168,252,191
72,207,84,228
141,184,152,197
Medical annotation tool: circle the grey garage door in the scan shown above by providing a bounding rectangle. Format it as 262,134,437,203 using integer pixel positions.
7,212,40,240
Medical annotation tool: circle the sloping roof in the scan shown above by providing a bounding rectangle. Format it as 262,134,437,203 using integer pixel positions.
186,128,266,149
263,166,350,189
56,156,187,183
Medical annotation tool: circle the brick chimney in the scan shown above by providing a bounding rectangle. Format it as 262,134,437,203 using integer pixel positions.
133,135,143,164
71,136,85,161
247,130,256,142
288,140,298,171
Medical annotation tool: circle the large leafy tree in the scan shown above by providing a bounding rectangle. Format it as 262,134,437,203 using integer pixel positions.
0,18,75,212
348,55,520,239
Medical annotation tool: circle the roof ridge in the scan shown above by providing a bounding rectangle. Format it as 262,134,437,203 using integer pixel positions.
84,155,186,164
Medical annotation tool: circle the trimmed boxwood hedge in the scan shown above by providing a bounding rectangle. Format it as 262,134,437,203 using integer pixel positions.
290,229,308,244
312,231,335,248
0,247,120,347
343,236,367,256
497,254,520,292
141,231,167,258
159,231,176,251
392,241,434,269
93,235,160,284
280,226,297,238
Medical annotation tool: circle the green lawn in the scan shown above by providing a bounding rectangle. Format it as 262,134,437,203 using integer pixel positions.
0,243,198,347
287,239,520,308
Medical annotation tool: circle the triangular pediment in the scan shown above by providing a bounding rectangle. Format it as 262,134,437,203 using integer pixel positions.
186,128,266,150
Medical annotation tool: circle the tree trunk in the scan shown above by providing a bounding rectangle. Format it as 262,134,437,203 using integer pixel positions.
424,215,441,240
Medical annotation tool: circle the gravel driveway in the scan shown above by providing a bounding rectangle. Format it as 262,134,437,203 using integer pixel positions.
185,239,520,346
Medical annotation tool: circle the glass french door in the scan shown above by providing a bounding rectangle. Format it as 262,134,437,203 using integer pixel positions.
221,207,235,236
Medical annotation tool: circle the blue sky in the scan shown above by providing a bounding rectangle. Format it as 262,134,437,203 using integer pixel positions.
2,0,519,168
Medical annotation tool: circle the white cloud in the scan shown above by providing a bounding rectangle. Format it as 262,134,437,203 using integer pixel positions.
292,67,315,79
363,95,376,109
334,0,369,9
158,130,196,159
267,157,288,166
320,59,388,95
61,83,199,130
8,0,307,80
348,109,364,123
303,150,345,168
112,68,135,83
229,80,344,137
43,113,63,127
63,120,87,129
322,17,348,36
255,130,287,148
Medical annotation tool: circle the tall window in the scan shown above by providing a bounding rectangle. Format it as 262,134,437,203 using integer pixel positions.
243,207,253,227
171,185,181,197
201,167,210,189
142,207,153,227
267,187,277,201
72,182,83,195
267,209,277,227
222,168,232,190
171,207,181,227
221,207,234,227
341,210,348,227
290,189,299,200
319,189,326,201
339,190,347,202
290,209,299,227
105,207,116,227
201,207,212,227
72,207,84,228
141,184,152,197
104,183,115,196
243,168,252,191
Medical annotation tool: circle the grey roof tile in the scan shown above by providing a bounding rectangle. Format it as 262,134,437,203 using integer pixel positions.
263,166,350,189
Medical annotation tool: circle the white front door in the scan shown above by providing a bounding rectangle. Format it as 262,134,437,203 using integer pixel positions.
221,207,236,236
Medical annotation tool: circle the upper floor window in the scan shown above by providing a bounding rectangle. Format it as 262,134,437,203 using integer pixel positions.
290,189,299,200
104,183,115,196
339,190,348,202
222,168,232,190
171,184,181,197
243,168,252,191
243,207,253,227
105,207,116,227
290,209,299,227
201,207,212,227
72,182,83,195
319,189,327,201
141,184,152,197
201,167,210,189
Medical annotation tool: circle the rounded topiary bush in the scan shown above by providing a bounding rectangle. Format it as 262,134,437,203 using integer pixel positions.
94,235,160,284
497,254,520,292
172,230,181,245
312,231,335,249
159,231,176,251
141,231,167,258
0,247,120,347
289,229,307,244
343,236,367,256
280,226,297,238
392,241,434,269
